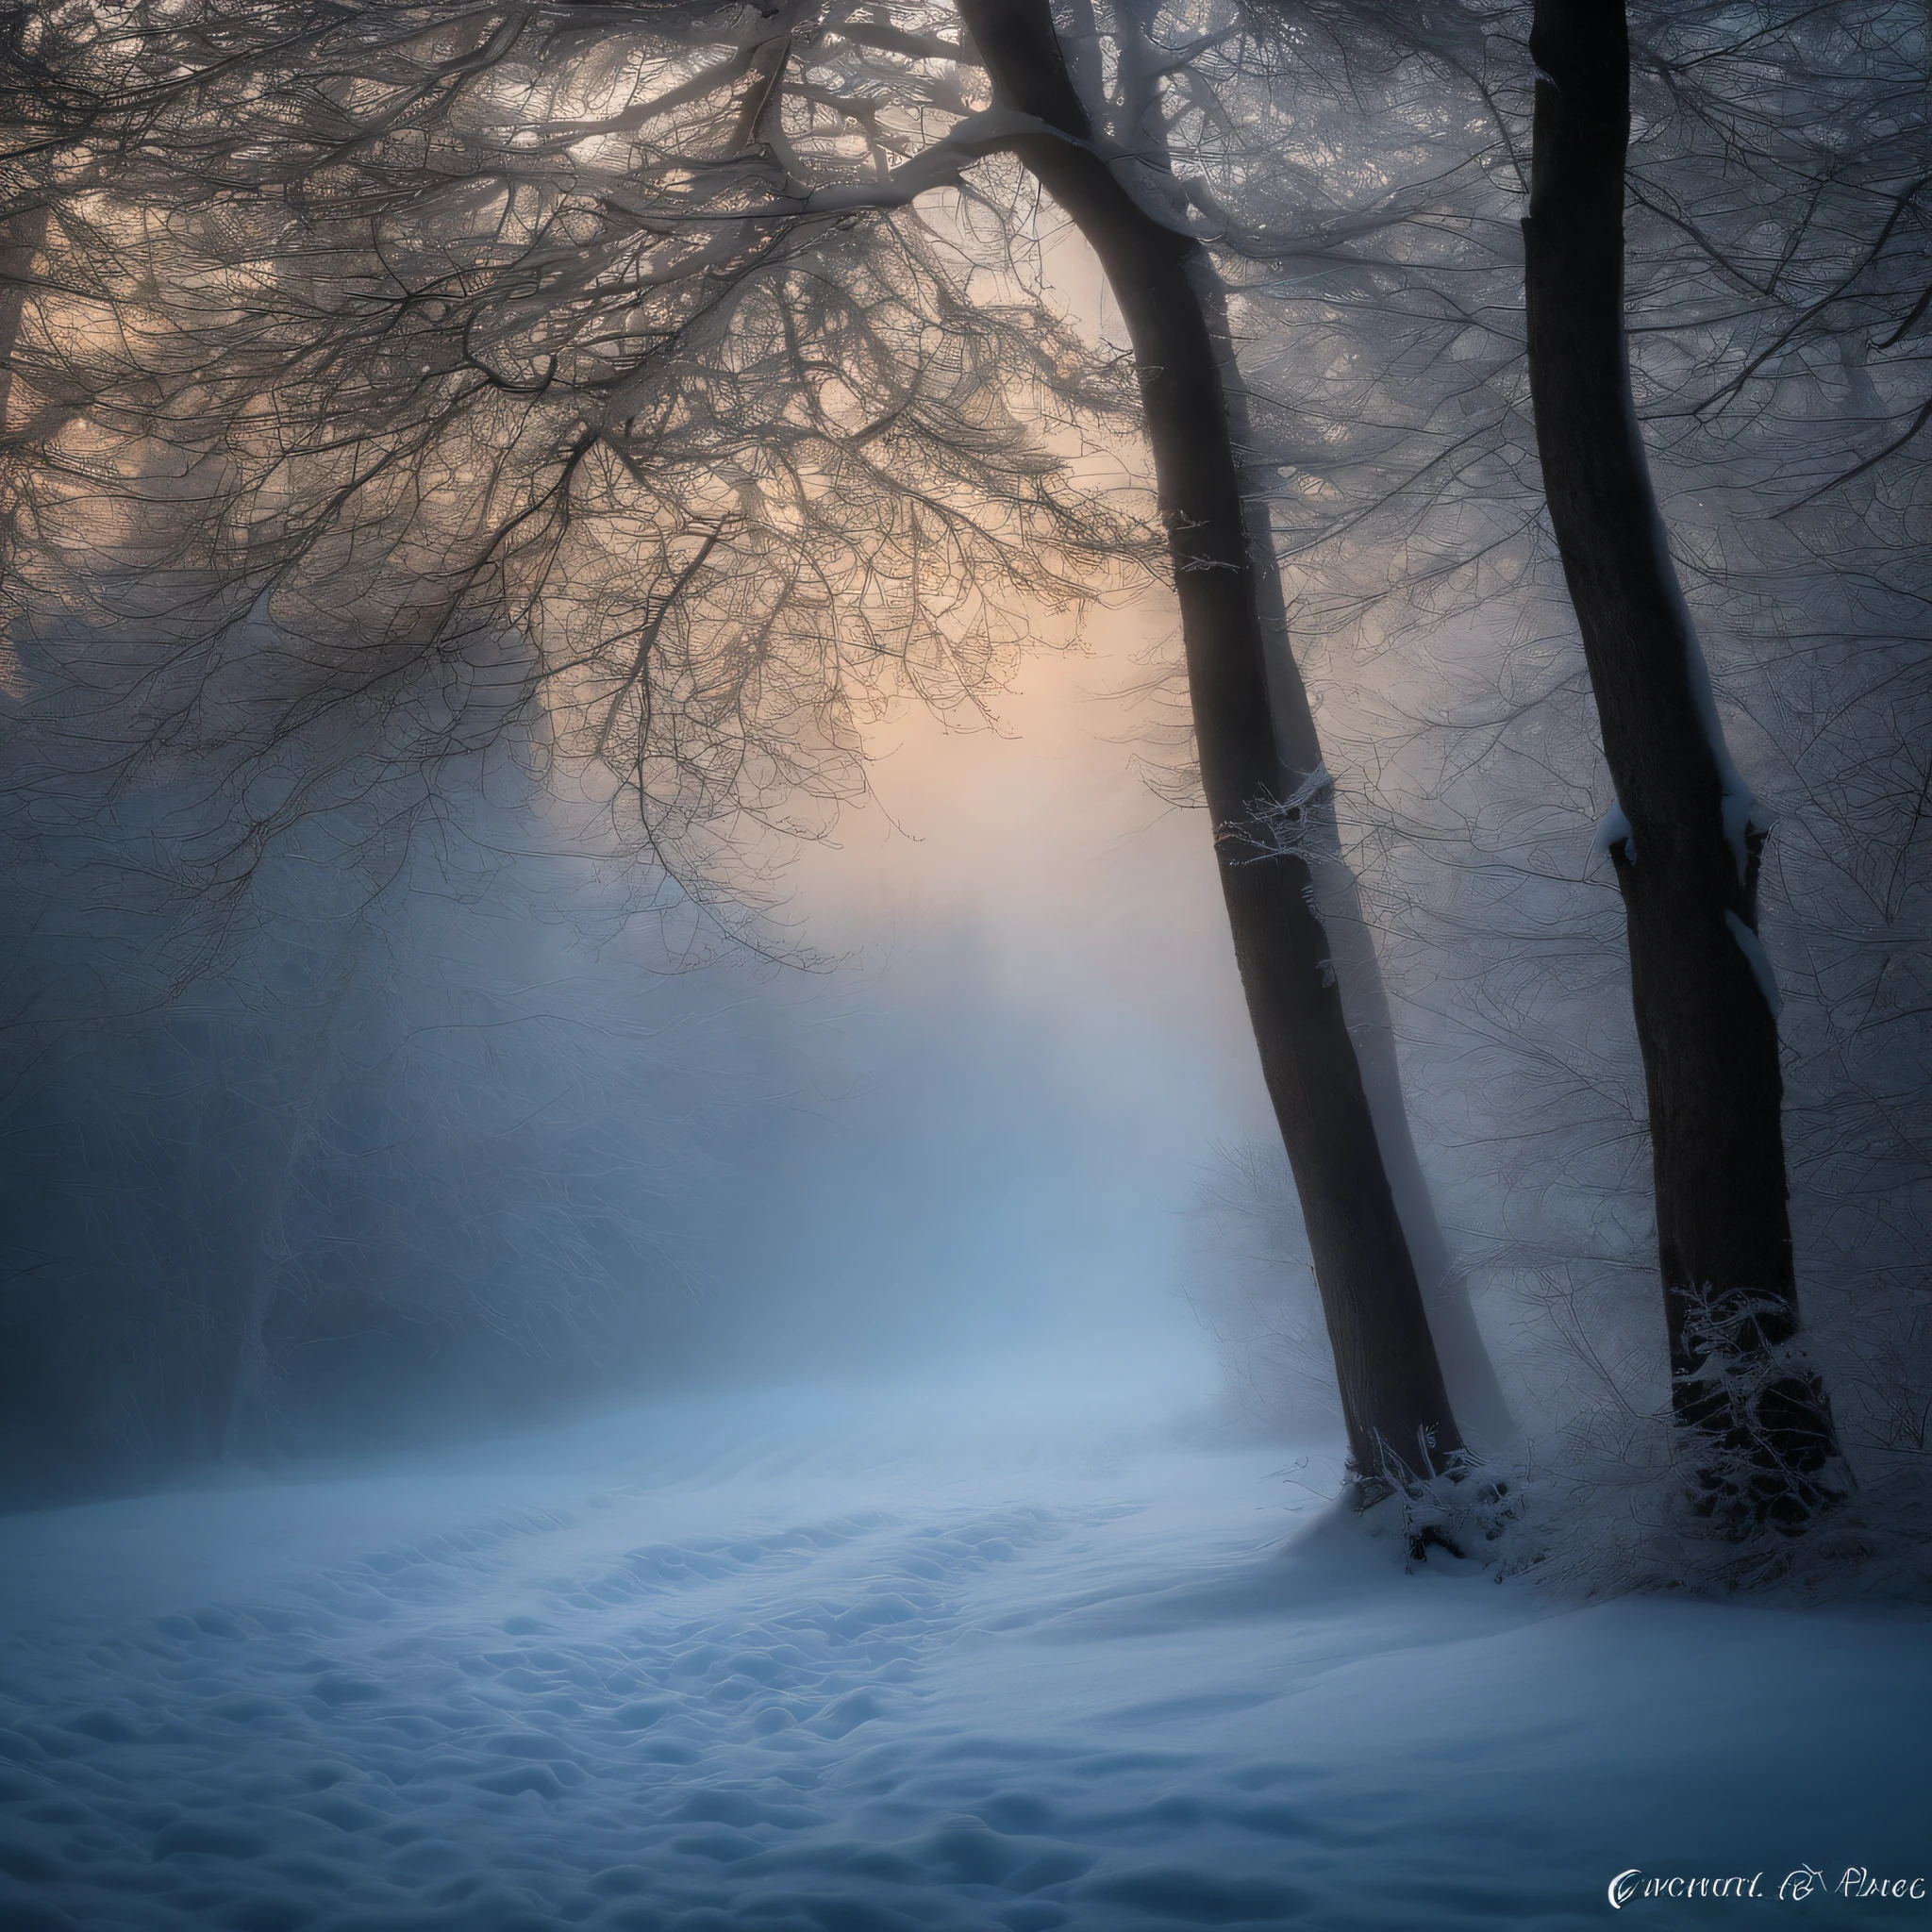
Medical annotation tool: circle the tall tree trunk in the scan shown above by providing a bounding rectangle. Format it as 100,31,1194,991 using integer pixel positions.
1523,0,1842,1527
958,0,1463,1483
1089,0,1510,1451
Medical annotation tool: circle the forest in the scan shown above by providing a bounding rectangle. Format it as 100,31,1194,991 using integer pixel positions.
0,2,1927,1928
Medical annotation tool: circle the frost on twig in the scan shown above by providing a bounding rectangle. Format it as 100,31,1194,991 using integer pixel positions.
1673,1284,1851,1537
1350,1429,1534,1574
1341,1288,1858,1589
1218,765,1335,865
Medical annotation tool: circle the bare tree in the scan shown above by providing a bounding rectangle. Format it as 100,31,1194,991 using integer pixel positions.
4,0,1514,1491
4,2,1145,958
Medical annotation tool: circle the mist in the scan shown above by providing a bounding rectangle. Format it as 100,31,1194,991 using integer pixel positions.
3,0,1929,1926
0,585,1244,1501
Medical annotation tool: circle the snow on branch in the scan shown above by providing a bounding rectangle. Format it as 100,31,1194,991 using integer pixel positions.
1220,764,1337,865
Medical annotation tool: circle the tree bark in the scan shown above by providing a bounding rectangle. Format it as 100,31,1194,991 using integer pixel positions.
1523,0,1842,1526
958,0,1463,1482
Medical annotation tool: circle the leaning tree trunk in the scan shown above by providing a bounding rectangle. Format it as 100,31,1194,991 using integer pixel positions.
958,0,1462,1484
1524,0,1843,1527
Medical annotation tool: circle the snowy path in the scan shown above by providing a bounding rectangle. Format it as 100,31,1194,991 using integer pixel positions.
1,1385,1926,1930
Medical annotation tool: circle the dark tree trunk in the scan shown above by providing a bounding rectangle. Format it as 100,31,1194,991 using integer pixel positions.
958,0,1462,1482
1524,0,1842,1527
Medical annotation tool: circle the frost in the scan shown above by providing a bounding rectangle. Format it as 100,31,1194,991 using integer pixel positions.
1619,344,1772,887
1592,799,1635,863
1371,1453,1534,1574
1721,787,1768,884
1225,764,1335,863
1724,909,1782,1016
1654,1284,1849,1546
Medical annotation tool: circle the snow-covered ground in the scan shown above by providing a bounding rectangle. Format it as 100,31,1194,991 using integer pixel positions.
1,1378,1926,1931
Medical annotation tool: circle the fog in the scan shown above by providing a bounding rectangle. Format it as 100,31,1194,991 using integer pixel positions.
3,1,1929,1924
0,215,1259,1495
748,617,1249,1386
0,578,1257,1500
